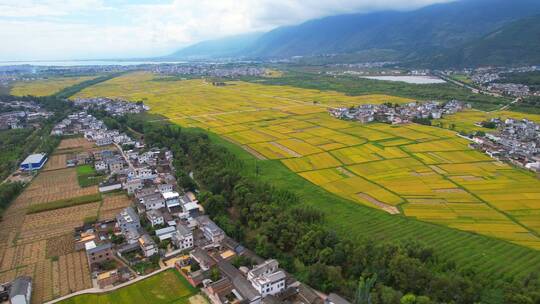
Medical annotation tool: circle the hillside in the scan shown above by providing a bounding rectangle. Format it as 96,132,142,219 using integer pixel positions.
168,0,540,66
440,15,540,67
165,32,262,60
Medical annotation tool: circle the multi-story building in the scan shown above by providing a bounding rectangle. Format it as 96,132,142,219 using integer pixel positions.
247,259,286,297
171,224,194,251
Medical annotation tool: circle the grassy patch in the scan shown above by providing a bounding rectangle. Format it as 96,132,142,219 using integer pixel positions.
77,164,104,187
27,193,102,214
58,269,197,304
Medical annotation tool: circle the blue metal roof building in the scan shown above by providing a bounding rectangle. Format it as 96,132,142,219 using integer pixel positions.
20,153,47,171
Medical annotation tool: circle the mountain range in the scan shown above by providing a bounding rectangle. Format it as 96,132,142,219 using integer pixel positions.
166,0,540,67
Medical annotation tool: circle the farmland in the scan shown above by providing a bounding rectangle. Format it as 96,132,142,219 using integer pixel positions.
58,269,199,304
10,76,98,97
0,139,101,303
73,72,540,277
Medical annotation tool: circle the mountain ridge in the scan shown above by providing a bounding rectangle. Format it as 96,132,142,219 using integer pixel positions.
166,0,540,67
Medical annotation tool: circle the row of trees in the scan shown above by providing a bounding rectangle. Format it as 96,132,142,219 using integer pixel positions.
111,114,539,304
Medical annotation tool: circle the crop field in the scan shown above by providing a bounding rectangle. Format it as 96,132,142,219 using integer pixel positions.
98,193,132,221
58,269,198,304
58,138,95,150
0,141,99,303
74,72,540,253
44,154,68,171
10,76,97,97
17,168,99,208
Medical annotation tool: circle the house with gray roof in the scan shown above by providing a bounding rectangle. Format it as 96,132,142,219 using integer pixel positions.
197,215,225,243
9,276,31,304
116,207,141,235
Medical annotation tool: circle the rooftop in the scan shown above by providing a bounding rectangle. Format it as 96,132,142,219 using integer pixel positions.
21,153,46,165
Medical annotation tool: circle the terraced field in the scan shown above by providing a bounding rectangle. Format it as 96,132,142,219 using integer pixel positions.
10,76,97,97
74,72,540,267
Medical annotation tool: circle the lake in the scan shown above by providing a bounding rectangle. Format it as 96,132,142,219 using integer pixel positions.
361,75,446,84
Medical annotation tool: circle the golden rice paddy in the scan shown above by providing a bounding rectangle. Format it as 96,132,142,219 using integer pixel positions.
74,72,540,250
10,76,97,97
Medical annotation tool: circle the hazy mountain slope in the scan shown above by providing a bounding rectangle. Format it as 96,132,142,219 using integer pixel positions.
166,32,262,59
459,15,540,66
167,0,540,66
246,0,540,59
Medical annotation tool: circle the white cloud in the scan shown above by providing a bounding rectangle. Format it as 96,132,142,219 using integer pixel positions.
0,0,454,61
0,0,106,17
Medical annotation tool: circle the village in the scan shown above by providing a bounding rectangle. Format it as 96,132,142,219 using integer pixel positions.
1,99,349,304
328,100,469,124
472,117,540,172
0,99,53,130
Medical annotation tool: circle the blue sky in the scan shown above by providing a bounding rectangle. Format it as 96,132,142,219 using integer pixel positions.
0,0,453,61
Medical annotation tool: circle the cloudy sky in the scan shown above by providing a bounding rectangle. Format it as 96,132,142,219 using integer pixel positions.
0,0,453,61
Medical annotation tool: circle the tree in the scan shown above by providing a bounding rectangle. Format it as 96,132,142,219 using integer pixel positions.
400,294,416,304
355,274,377,304
210,266,221,281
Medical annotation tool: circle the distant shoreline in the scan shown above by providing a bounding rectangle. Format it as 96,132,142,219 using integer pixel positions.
0,60,186,67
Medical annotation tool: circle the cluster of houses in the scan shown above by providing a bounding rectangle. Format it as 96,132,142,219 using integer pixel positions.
329,100,469,124
0,100,52,130
73,97,149,116
445,65,540,97
486,83,531,97
51,112,137,149
472,118,540,171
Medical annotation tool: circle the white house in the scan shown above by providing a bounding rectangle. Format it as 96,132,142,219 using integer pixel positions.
247,259,286,297
157,183,174,194
125,178,144,195
146,209,164,227
139,193,165,210
171,224,193,251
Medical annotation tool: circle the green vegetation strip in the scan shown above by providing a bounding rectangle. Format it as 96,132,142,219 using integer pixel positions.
52,72,126,99
58,269,197,304
27,193,102,214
